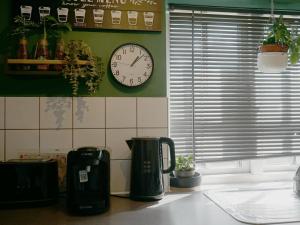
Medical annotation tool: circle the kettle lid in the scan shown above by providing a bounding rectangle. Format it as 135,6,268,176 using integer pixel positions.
131,137,160,140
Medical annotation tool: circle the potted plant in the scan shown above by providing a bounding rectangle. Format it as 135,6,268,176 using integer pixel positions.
47,18,72,71
62,40,104,96
10,16,38,69
259,15,300,64
35,15,71,71
174,155,195,178
170,154,201,188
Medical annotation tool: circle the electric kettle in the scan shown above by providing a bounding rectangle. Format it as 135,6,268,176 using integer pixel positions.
126,137,176,201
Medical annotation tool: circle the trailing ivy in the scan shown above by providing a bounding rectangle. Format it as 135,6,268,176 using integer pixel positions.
63,40,104,96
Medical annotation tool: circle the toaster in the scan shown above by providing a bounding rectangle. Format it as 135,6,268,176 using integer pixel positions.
0,159,59,208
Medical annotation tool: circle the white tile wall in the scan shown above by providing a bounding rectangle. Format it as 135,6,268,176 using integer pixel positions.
137,128,169,158
40,97,72,129
6,97,39,129
106,97,136,128
137,128,168,137
0,130,4,161
111,160,131,193
137,97,168,128
0,97,4,129
73,129,105,148
106,128,136,160
40,129,72,154
6,130,39,160
1,97,169,193
73,97,105,128
163,158,170,192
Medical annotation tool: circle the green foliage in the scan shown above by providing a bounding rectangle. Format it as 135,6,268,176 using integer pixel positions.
263,16,292,46
175,155,195,171
63,40,104,96
10,16,39,38
10,15,72,40
262,15,300,64
39,16,72,40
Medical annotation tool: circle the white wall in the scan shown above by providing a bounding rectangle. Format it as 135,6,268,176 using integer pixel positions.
0,97,169,193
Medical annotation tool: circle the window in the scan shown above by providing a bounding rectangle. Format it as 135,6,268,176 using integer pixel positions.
168,7,300,174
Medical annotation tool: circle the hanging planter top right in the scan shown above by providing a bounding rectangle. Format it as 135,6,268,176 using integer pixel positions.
258,15,300,65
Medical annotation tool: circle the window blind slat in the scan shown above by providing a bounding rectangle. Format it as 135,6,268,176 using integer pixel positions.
169,8,300,162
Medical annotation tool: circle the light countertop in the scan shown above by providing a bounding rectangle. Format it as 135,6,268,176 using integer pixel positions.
1,185,300,225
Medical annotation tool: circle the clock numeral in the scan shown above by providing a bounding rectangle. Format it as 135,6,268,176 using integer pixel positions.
144,72,148,77
147,63,152,69
122,76,126,82
116,55,122,60
144,56,149,61
138,77,142,83
115,70,120,76
122,49,127,54
130,79,134,85
112,62,117,67
130,46,134,52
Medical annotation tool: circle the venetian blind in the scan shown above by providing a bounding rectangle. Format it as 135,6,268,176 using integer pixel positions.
169,7,300,162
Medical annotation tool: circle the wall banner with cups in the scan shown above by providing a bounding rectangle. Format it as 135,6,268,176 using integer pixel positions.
13,0,162,31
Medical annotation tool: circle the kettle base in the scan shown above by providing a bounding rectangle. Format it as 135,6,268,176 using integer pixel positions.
130,193,164,201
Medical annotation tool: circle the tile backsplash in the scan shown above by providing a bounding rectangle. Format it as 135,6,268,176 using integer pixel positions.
0,97,169,193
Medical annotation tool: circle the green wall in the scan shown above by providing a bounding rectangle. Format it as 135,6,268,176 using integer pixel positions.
0,0,166,97
1,0,300,97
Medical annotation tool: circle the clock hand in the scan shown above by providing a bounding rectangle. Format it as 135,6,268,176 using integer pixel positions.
130,54,144,67
130,56,139,67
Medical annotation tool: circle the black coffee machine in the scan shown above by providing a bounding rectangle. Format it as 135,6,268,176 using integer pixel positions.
66,147,110,215
126,137,176,201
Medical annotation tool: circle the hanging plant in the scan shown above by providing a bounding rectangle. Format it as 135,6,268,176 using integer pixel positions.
260,15,300,64
63,40,104,96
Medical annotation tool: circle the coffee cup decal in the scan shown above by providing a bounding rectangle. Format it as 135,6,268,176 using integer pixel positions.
39,6,51,22
75,8,86,24
93,9,104,24
111,10,122,25
127,11,138,26
57,8,69,23
144,12,155,26
20,5,32,21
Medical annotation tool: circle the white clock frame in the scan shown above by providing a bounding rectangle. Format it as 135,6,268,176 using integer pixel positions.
110,43,154,87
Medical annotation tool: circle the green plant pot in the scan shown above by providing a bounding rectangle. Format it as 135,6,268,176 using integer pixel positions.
170,172,201,188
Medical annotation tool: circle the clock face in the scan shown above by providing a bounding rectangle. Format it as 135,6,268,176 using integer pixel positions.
110,43,154,87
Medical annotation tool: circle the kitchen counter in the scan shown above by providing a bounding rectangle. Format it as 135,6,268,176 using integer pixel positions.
1,188,300,225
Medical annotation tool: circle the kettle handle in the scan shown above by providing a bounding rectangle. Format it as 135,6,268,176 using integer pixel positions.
159,137,176,174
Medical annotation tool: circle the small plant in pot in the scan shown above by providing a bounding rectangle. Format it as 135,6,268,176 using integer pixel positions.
10,16,38,69
174,155,195,178
47,18,72,71
259,15,300,64
35,15,71,70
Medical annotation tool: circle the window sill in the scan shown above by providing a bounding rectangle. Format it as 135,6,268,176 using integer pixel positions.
201,171,295,186
170,172,295,193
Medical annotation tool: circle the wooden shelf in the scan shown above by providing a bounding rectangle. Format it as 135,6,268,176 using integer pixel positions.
5,59,89,76
5,70,61,76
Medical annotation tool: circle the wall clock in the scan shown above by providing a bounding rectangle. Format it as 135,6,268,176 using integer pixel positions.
110,43,154,87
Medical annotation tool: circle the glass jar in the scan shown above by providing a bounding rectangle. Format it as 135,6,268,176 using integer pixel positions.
35,38,49,71
17,37,30,70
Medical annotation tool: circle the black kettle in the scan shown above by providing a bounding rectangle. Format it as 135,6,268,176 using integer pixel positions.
126,137,176,201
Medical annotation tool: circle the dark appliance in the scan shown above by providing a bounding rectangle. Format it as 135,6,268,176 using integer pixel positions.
66,147,110,215
0,159,58,208
126,137,176,201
